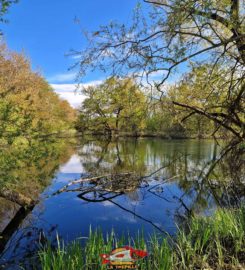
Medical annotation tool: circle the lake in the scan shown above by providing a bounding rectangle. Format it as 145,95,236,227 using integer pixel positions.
0,137,236,269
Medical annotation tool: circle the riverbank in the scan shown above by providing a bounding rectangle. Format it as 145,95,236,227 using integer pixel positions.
39,206,245,270
77,131,228,140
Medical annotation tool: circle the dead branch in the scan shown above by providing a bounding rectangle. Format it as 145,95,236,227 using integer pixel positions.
0,187,36,208
51,172,133,196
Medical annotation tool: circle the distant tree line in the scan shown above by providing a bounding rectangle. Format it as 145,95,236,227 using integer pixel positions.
75,74,217,138
75,77,147,136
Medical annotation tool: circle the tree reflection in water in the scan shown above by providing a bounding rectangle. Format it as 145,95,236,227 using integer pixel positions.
0,137,244,269
75,137,244,220
0,137,75,268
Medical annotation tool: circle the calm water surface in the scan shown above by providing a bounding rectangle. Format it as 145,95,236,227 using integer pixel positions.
0,138,222,268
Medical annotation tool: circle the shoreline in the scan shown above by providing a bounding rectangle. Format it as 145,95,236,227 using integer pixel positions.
39,206,245,270
75,131,228,140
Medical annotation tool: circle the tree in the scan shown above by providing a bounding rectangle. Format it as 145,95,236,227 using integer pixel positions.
0,137,75,252
167,64,239,138
76,77,147,135
0,44,76,143
72,0,244,142
0,0,18,35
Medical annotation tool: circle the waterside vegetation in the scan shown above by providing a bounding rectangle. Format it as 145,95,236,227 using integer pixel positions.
0,0,244,269
39,206,245,270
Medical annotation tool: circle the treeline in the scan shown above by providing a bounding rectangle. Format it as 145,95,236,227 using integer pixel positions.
75,77,147,136
75,65,231,139
0,44,236,141
0,43,76,234
0,44,76,144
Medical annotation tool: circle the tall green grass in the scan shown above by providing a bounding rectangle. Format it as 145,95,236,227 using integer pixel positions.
39,206,245,270
175,206,245,269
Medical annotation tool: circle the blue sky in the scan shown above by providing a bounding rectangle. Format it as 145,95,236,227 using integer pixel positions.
2,0,139,107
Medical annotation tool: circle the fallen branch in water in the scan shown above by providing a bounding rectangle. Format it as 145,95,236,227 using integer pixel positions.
51,175,109,196
51,172,133,196
51,160,184,197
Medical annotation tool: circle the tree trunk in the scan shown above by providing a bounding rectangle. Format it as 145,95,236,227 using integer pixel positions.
0,188,37,253
115,107,122,135
0,187,36,208
233,28,245,64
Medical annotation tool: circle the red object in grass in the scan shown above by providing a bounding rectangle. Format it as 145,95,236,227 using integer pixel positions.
100,246,148,265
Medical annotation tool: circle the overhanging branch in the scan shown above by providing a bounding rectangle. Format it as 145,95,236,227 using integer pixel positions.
173,101,243,140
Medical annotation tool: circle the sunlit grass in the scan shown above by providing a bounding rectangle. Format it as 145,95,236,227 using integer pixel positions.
175,207,245,269
39,206,245,270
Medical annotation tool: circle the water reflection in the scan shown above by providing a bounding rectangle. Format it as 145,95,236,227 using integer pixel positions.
0,138,75,268
75,138,219,215
0,137,244,269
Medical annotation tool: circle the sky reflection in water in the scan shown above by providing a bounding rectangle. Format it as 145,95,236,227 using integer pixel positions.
0,138,220,268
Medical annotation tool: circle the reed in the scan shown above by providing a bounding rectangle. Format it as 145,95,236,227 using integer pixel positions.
39,206,245,270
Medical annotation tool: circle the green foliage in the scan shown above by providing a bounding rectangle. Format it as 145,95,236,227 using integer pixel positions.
0,44,76,143
0,137,75,196
0,0,17,19
76,77,147,135
0,0,18,34
76,71,219,138
39,206,245,269
170,63,245,139
176,207,245,269
74,0,244,141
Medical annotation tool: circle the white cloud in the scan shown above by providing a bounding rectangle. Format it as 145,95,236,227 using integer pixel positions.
58,91,85,108
48,72,77,83
51,83,84,108
70,55,81,60
51,83,79,92
148,70,168,79
81,80,103,88
102,201,114,207
51,80,103,108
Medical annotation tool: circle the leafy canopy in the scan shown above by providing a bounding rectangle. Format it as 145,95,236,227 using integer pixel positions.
0,44,76,143
76,77,147,134
73,0,244,140
0,0,18,34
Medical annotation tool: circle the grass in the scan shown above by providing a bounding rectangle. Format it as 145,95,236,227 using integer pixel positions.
39,206,245,270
